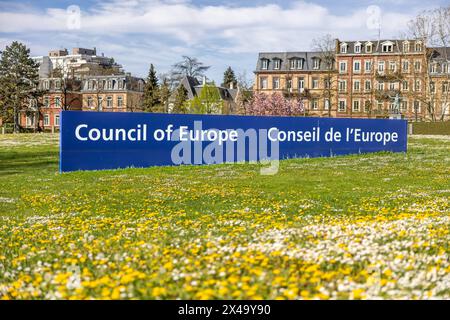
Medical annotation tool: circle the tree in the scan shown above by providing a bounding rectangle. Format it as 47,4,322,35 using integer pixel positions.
172,85,188,114
51,66,81,111
159,78,171,113
142,64,160,112
311,34,338,117
188,82,223,114
170,56,210,84
233,71,253,115
407,6,450,121
0,41,41,133
222,66,237,88
247,92,304,116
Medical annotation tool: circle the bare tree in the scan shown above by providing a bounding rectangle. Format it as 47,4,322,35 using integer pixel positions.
311,34,338,117
170,56,210,85
407,6,450,121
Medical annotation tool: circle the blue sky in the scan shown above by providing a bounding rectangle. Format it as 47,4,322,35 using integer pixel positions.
0,0,447,83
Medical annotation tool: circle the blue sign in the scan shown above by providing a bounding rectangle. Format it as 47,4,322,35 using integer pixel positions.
60,111,407,172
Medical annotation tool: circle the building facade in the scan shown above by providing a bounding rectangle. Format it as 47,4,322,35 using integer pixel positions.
81,75,145,112
21,78,82,131
254,52,337,117
254,40,450,120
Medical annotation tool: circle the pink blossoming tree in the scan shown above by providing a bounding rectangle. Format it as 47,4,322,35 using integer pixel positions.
247,92,304,116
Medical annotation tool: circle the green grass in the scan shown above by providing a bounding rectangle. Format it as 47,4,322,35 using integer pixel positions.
0,134,449,300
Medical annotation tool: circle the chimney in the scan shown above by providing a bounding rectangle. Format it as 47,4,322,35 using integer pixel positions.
93,47,97,55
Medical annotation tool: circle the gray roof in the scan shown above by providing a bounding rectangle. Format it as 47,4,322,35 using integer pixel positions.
336,39,423,55
179,75,237,102
430,47,450,60
255,51,332,72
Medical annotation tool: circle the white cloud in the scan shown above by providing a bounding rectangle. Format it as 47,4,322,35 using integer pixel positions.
0,0,426,81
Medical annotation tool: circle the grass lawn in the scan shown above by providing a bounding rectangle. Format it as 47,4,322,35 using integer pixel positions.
0,133,449,300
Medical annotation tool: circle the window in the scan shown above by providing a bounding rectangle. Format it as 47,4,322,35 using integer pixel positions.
117,96,124,107
87,96,93,107
55,80,61,90
382,43,393,53
378,61,385,73
377,101,383,111
354,43,361,53
287,79,292,90
44,96,50,107
296,59,304,69
106,96,113,107
118,80,124,90
364,100,371,112
338,99,346,112
400,100,408,112
353,80,360,92
402,80,409,91
402,60,409,72
98,97,103,110
389,82,395,91
415,79,421,91
414,100,421,112
273,77,280,89
324,79,331,89
339,61,347,73
43,80,49,90
365,80,372,91
389,61,396,72
261,59,268,70
365,60,372,73
414,60,421,72
338,80,347,92
290,59,296,70
88,81,92,90
415,42,422,52
340,43,347,53
312,99,319,110
430,82,436,93
324,99,330,110
443,82,449,93
55,97,61,108
430,63,437,73
403,42,409,53
44,114,50,126
312,78,319,89
273,59,281,70
313,58,320,70
353,100,360,112
108,80,113,90
443,63,449,74
26,115,34,127
377,81,384,91
353,60,361,72
298,78,305,92
260,77,268,89
365,43,372,53
54,114,60,127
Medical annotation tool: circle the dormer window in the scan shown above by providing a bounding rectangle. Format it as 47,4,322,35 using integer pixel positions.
415,41,422,52
273,59,281,70
340,43,348,53
261,59,269,70
290,58,304,70
313,58,320,70
403,41,410,52
354,42,361,53
382,42,394,53
365,42,373,53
